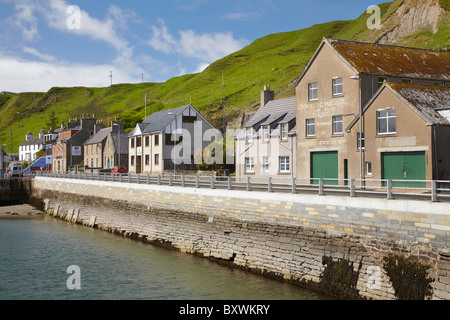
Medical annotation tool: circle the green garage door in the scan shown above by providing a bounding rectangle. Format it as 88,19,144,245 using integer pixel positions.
311,151,338,185
382,152,426,188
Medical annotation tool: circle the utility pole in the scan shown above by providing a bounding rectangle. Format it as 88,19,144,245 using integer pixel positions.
109,71,113,86
10,129,12,154
222,71,226,135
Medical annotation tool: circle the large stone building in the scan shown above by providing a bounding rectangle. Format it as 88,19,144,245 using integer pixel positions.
128,105,218,175
294,38,450,184
83,120,128,171
346,82,450,187
236,85,297,180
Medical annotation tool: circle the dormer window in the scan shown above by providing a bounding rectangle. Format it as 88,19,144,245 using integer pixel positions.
262,126,269,141
246,128,253,143
280,124,288,140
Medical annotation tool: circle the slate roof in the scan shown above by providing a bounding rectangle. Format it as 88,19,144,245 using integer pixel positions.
244,97,297,129
20,136,44,147
129,105,203,136
328,38,450,80
390,82,450,125
346,82,450,131
83,127,112,145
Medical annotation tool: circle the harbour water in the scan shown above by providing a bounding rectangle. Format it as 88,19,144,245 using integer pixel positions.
0,205,331,300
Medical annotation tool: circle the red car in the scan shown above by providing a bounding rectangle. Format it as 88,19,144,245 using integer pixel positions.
111,165,127,174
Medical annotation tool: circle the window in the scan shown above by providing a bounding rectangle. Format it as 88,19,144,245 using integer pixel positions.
306,119,315,137
131,156,135,166
131,138,135,148
366,161,372,176
262,126,269,141
145,155,150,165
377,109,396,134
308,82,318,101
136,136,142,147
332,115,343,135
279,156,290,172
154,154,159,165
280,124,288,140
145,136,149,147
154,135,159,146
377,77,387,88
332,78,343,96
357,132,365,150
246,128,253,143
245,157,254,173
263,156,269,172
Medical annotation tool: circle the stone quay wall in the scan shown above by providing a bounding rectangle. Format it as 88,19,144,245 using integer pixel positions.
31,176,450,300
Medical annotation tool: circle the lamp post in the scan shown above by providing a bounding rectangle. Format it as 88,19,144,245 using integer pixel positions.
168,112,177,176
350,75,363,186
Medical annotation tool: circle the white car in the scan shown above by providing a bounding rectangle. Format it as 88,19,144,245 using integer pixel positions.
6,163,23,178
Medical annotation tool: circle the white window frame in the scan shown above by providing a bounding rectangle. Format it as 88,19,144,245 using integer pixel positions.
262,125,269,141
280,124,288,140
332,115,343,135
332,78,343,96
246,128,253,143
366,161,372,176
279,156,290,173
377,109,396,135
306,118,315,137
245,157,254,173
263,156,269,172
357,132,365,150
308,82,318,101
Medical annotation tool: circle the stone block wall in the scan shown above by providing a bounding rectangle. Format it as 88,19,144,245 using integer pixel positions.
32,177,450,300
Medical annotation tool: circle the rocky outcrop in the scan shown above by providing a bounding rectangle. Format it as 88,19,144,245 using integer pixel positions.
376,0,446,45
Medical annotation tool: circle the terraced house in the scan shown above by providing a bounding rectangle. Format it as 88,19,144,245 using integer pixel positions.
83,119,128,172
236,85,297,180
128,105,217,175
295,38,450,185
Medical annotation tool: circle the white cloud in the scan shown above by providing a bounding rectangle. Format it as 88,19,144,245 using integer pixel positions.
8,0,40,41
148,19,249,66
0,53,137,93
222,12,256,21
23,47,55,62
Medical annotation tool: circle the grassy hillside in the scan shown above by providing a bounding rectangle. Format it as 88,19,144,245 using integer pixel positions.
1,0,447,153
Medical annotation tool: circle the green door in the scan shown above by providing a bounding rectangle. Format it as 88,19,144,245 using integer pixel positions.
311,151,338,185
382,152,426,187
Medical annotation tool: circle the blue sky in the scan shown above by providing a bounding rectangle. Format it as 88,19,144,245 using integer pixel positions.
0,0,386,93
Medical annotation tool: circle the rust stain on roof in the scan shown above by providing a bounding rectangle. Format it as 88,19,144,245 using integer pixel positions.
329,39,450,80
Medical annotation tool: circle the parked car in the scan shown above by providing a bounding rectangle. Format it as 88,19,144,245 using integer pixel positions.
7,163,23,178
111,165,127,174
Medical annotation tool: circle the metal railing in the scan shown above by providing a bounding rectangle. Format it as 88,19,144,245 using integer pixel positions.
32,171,450,202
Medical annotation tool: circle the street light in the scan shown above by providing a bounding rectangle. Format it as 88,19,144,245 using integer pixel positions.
350,75,363,186
168,112,177,176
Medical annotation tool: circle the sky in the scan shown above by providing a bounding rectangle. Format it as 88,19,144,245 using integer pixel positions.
0,0,386,93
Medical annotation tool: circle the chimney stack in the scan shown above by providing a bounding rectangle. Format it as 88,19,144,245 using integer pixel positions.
261,85,274,107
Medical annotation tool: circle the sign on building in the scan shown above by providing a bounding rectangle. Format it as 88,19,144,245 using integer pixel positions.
72,146,82,156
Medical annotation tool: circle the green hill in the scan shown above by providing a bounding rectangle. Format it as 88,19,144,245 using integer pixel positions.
1,0,448,153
